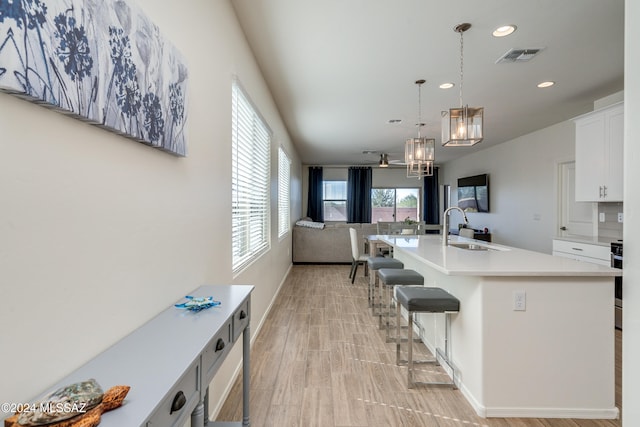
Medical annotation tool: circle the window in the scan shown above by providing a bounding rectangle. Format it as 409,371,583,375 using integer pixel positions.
232,81,271,273
323,181,347,221
371,188,420,223
278,147,291,237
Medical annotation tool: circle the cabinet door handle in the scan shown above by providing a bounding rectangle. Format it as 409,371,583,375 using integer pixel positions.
170,391,186,414
571,247,584,251
560,226,567,231
239,310,247,320
215,338,225,352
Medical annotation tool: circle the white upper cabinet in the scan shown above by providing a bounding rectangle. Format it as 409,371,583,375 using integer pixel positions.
574,102,624,202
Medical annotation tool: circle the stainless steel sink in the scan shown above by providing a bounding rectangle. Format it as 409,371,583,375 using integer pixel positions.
448,243,490,251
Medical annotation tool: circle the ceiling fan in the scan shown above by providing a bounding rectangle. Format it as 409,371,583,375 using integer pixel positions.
361,150,407,167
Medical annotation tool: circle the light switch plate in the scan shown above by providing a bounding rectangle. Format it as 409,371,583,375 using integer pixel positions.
618,212,624,223
599,213,606,222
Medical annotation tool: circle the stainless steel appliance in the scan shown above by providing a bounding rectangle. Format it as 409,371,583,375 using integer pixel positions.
611,241,623,330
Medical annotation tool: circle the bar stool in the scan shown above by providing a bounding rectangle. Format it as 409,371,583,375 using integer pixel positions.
376,269,423,342
395,286,459,389
366,257,403,311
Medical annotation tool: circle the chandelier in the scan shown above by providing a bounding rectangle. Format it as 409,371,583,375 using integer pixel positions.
405,79,435,178
442,23,484,147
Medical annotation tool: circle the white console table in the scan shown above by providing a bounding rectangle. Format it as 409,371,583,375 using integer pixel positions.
7,285,253,427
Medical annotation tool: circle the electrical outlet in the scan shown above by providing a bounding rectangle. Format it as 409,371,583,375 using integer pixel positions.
618,212,624,223
513,290,526,311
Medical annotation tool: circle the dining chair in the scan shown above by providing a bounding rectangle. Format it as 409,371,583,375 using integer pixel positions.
349,227,370,284
389,223,420,235
376,221,395,234
459,228,475,239
374,221,394,256
420,224,443,235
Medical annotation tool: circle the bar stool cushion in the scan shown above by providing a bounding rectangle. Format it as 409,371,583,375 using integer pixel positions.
378,269,424,286
367,258,404,270
396,287,459,313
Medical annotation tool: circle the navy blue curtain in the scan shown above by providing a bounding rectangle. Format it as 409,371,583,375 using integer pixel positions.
307,167,324,222
423,167,439,231
347,167,372,223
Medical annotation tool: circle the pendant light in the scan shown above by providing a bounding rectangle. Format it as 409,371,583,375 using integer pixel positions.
405,79,435,178
442,23,484,147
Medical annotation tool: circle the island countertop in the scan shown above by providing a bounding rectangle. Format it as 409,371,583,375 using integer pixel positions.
376,234,619,419
377,234,621,277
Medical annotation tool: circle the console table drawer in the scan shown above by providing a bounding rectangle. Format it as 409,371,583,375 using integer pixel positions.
147,359,200,427
202,320,232,386
233,298,250,342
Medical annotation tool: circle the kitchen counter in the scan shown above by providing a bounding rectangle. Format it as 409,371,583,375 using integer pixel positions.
379,235,621,277
381,235,619,420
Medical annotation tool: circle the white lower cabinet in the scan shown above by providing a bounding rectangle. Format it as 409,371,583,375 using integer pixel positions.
552,239,610,266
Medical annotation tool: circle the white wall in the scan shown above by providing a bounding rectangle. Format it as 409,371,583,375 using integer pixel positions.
623,0,639,424
0,0,301,418
441,120,575,253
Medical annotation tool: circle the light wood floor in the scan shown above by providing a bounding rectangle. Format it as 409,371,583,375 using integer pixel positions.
217,265,622,427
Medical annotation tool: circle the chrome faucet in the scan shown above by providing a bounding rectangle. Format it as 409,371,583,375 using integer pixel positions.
442,206,469,246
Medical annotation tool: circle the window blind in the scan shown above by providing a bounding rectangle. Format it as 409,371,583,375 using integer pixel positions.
232,81,271,273
278,147,291,238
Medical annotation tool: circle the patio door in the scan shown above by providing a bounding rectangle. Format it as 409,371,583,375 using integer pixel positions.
371,188,420,223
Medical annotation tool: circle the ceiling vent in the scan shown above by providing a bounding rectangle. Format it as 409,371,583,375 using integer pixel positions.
495,48,544,64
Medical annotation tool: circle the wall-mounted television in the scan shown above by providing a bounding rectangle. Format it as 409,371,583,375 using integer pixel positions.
457,174,490,213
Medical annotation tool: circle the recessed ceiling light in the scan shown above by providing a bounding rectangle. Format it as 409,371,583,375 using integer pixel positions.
537,81,555,88
387,119,402,124
439,83,455,89
493,25,517,37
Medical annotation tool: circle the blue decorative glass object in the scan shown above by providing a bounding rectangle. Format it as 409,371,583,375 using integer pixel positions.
175,296,221,312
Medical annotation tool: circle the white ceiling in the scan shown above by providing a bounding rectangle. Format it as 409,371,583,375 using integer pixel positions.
230,0,624,167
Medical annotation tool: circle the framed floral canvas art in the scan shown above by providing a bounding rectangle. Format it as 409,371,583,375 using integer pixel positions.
0,0,188,156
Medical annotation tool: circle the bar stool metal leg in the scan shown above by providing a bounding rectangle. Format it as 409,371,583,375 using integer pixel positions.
396,301,402,363
394,286,459,389
376,268,423,332
396,307,436,366
407,312,457,389
385,286,396,342
378,280,388,329
367,258,403,313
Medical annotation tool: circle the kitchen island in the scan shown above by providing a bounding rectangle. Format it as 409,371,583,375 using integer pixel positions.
379,234,621,419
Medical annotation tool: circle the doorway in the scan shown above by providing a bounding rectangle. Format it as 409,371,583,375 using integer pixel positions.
558,161,596,237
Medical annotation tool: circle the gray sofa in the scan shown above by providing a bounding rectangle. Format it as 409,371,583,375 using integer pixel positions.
292,222,379,263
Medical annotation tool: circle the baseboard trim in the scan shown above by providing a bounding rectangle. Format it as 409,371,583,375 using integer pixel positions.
292,261,350,265
456,382,486,418
459,384,619,420
482,406,620,419
459,381,619,420
207,263,293,420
